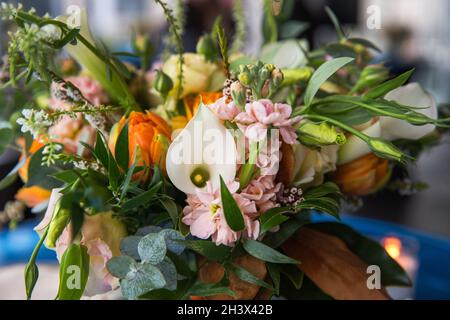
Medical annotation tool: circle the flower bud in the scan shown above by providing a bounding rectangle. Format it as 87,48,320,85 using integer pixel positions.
154,70,174,99
271,68,284,87
230,81,246,107
196,34,217,61
352,64,388,92
45,202,70,248
368,138,409,164
238,72,251,86
297,121,346,147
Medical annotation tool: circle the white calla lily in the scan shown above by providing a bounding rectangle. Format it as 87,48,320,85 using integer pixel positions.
166,103,237,194
380,82,437,140
338,120,381,165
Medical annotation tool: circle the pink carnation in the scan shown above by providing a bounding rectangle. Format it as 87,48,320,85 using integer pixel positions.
234,99,301,144
182,181,259,246
241,175,282,213
208,96,240,121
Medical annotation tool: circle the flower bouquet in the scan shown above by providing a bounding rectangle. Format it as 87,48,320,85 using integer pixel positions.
0,1,448,300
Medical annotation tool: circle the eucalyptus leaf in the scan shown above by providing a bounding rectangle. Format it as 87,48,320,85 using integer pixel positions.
106,255,136,279
159,229,185,255
121,263,166,299
156,257,178,291
119,236,142,260
138,232,167,265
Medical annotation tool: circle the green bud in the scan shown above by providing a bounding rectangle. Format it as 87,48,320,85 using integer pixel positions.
154,70,174,98
260,66,271,80
352,64,389,93
238,72,251,86
271,68,284,87
45,201,70,248
196,34,217,61
297,121,346,147
282,67,313,86
368,138,411,164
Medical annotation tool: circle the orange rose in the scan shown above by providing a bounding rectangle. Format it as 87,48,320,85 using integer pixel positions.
332,153,391,196
109,111,171,174
15,186,51,208
171,91,223,130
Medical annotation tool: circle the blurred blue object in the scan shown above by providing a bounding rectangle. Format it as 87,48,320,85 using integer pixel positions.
0,219,57,266
1,215,449,299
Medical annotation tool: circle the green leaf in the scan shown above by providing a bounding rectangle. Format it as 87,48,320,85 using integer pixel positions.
27,147,63,189
106,255,136,279
115,123,129,171
263,0,278,43
138,233,167,265
280,264,303,289
325,6,346,40
304,57,354,106
160,198,179,228
299,197,340,219
121,181,162,212
54,28,80,48
160,229,185,255
119,236,142,260
309,223,412,287
266,263,281,295
279,20,309,39
325,43,356,58
0,158,25,191
364,69,414,99
0,121,13,155
242,239,300,264
121,262,166,299
260,207,292,234
57,244,90,300
156,257,178,291
220,176,245,231
303,182,341,198
263,218,308,248
94,132,109,168
233,265,274,290
186,282,236,298
51,169,80,184
347,37,381,52
181,240,231,262
108,150,121,191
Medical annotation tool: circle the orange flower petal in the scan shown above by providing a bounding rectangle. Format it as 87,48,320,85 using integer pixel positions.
15,186,51,208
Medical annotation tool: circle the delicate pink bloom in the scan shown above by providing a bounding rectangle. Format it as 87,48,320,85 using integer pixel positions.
182,181,259,246
241,175,282,213
234,99,301,144
208,96,240,121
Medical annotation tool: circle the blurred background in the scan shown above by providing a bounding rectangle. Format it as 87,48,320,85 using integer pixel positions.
0,0,449,299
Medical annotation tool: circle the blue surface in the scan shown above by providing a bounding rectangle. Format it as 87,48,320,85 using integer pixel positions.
1,215,449,299
0,220,57,265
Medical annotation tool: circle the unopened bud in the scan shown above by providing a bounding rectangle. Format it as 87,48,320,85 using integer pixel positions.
230,81,247,107
297,121,346,147
368,138,409,164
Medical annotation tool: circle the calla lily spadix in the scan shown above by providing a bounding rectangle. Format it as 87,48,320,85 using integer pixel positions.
166,103,237,195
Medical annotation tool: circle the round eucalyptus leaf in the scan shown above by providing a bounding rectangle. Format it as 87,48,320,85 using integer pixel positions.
106,255,136,279
137,233,167,264
159,229,185,255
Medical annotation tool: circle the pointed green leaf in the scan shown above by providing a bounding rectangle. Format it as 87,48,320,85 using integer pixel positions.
242,239,300,264
304,57,354,106
115,123,129,171
220,175,245,231
364,69,414,99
